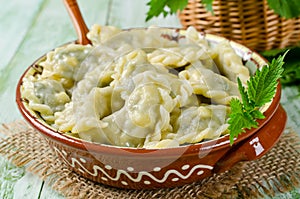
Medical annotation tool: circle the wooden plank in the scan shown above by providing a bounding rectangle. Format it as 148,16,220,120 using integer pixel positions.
0,0,45,71
108,0,181,28
0,0,298,198
0,1,110,198
0,0,46,123
281,86,300,131
0,0,110,124
39,182,64,199
77,0,111,28
13,173,43,199
0,0,47,198
0,157,25,199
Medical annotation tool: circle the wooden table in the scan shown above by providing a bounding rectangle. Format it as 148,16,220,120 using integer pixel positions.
0,0,299,198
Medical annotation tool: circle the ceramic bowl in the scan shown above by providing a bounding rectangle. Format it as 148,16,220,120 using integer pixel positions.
16,29,287,189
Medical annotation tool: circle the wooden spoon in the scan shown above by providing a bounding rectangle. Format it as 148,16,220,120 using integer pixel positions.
63,0,91,45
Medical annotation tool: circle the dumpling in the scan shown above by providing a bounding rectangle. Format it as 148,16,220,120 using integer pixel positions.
184,26,210,49
87,24,122,46
179,64,240,105
22,77,70,122
80,83,176,147
212,40,250,85
100,84,175,147
147,45,211,68
40,44,92,89
173,105,230,144
21,25,254,149
111,49,197,107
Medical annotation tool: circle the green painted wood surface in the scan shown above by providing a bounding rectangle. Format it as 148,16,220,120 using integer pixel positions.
0,0,299,198
0,0,45,71
13,173,44,199
108,0,181,28
0,157,25,199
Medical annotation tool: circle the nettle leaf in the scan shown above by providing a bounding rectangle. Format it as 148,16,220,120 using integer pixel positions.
166,0,188,14
228,99,258,145
146,0,188,21
228,52,286,145
262,48,300,86
267,0,300,19
229,98,244,115
146,0,168,21
248,52,286,107
202,0,214,14
250,109,265,120
237,78,254,111
248,66,271,107
146,0,300,21
228,112,258,145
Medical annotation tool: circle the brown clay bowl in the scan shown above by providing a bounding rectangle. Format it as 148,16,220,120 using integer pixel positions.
16,29,287,189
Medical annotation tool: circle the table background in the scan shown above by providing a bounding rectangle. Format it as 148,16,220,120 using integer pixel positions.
0,0,299,198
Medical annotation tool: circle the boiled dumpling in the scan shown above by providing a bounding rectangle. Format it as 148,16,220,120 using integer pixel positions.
212,41,250,85
21,25,253,149
40,44,92,89
148,45,211,68
174,105,230,144
179,64,240,105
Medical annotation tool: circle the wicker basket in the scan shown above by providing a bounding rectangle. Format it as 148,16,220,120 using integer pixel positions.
179,0,300,51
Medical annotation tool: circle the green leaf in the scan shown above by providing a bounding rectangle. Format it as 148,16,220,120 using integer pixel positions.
202,0,214,14
145,0,300,21
237,78,254,111
166,0,188,13
228,51,286,145
247,66,271,107
261,47,289,57
262,47,300,86
248,52,286,107
228,99,258,145
145,0,188,21
281,63,300,85
267,0,300,19
250,109,265,120
146,0,168,21
229,98,244,115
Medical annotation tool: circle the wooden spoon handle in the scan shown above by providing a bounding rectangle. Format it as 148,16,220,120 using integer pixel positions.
63,0,91,45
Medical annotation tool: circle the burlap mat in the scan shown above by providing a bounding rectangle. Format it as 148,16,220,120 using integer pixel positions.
0,120,299,199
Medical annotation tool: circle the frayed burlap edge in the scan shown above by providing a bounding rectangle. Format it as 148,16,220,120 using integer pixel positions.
0,120,299,199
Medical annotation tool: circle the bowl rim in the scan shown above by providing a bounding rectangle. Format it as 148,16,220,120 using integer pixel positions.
15,30,281,157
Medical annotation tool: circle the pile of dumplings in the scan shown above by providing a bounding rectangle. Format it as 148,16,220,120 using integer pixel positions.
21,25,250,148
